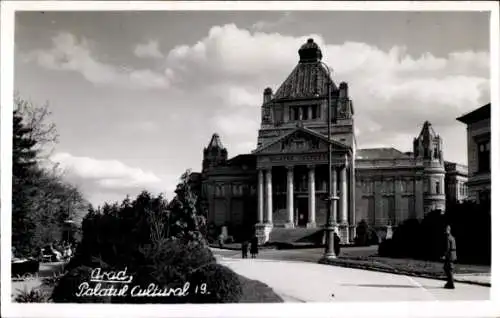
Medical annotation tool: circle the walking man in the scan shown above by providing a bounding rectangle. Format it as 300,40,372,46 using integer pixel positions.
250,235,259,259
241,240,249,259
442,225,457,289
334,232,341,257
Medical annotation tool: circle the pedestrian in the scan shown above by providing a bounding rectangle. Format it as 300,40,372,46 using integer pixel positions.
242,240,249,259
250,236,259,258
334,232,341,257
442,225,457,289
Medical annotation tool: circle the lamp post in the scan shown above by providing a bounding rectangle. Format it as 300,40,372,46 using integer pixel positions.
320,61,338,259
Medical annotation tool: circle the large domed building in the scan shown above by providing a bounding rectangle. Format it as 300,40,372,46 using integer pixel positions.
191,39,468,244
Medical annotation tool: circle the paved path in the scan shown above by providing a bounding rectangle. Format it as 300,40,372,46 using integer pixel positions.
213,249,490,303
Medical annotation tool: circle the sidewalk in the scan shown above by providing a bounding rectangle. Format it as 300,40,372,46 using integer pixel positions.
319,258,491,287
454,273,491,286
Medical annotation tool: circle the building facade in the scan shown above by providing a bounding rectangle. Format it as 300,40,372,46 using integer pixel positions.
195,39,467,244
457,103,491,205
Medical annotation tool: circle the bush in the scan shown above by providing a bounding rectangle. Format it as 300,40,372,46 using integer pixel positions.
52,265,112,303
377,239,393,257
14,286,50,303
143,239,215,274
377,202,491,265
354,220,379,246
111,238,216,304
187,263,242,303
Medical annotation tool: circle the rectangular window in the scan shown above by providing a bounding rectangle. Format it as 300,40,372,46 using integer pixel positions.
291,107,298,120
436,181,440,194
477,140,490,172
311,105,319,119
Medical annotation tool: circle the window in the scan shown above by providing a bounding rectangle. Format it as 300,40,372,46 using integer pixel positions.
477,140,490,172
312,105,318,119
436,181,440,194
302,106,309,120
289,105,320,121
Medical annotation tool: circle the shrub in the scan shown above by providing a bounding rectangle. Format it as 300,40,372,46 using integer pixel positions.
355,220,379,246
112,238,216,304
51,265,112,303
354,220,369,246
140,239,215,274
187,263,242,303
14,286,50,303
377,239,393,257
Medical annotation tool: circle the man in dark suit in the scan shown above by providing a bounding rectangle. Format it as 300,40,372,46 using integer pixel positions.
442,225,457,289
334,232,341,257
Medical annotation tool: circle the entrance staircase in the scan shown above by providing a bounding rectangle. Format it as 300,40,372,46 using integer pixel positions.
268,227,324,247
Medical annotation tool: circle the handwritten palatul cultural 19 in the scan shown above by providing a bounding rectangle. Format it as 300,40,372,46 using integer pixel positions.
76,267,209,298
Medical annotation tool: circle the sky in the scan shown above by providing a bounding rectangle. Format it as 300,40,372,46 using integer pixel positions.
13,10,491,207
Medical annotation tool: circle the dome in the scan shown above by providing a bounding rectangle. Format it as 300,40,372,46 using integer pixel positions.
298,38,323,63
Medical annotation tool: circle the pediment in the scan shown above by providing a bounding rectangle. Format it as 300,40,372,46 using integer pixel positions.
253,127,349,155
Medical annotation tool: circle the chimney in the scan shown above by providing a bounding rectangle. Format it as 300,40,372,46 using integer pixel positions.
263,87,273,104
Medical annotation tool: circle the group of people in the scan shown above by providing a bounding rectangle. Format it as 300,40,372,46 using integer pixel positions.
239,232,342,259
40,241,74,262
241,236,259,259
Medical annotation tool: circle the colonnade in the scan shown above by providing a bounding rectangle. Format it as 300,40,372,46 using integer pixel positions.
257,164,349,227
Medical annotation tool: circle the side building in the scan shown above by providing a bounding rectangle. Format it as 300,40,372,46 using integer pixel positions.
191,39,468,244
457,103,491,205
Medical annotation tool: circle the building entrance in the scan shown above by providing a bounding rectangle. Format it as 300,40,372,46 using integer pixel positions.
296,197,309,227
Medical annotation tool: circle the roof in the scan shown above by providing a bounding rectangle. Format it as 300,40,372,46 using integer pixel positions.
273,39,338,100
206,133,225,149
456,103,491,124
252,125,350,154
444,161,468,175
356,148,410,160
227,154,256,167
416,121,439,141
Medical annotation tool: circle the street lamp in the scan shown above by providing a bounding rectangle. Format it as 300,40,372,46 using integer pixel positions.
319,61,338,260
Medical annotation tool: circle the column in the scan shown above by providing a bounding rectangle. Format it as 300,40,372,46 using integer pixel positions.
307,165,316,227
286,166,294,227
257,169,264,224
332,166,338,224
265,168,273,224
339,165,348,224
394,178,402,224
339,164,349,244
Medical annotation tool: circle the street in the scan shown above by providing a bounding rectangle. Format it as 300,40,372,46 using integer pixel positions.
213,248,490,302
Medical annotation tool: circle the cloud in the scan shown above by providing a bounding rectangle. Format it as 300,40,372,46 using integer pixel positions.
22,32,171,90
134,40,164,59
51,152,163,190
252,12,294,31
161,24,489,164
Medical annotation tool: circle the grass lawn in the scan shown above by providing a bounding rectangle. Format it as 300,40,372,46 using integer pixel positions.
320,245,490,282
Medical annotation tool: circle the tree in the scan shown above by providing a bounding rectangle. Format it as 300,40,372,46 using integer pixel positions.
12,109,42,255
11,96,88,256
168,170,207,244
14,93,58,159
